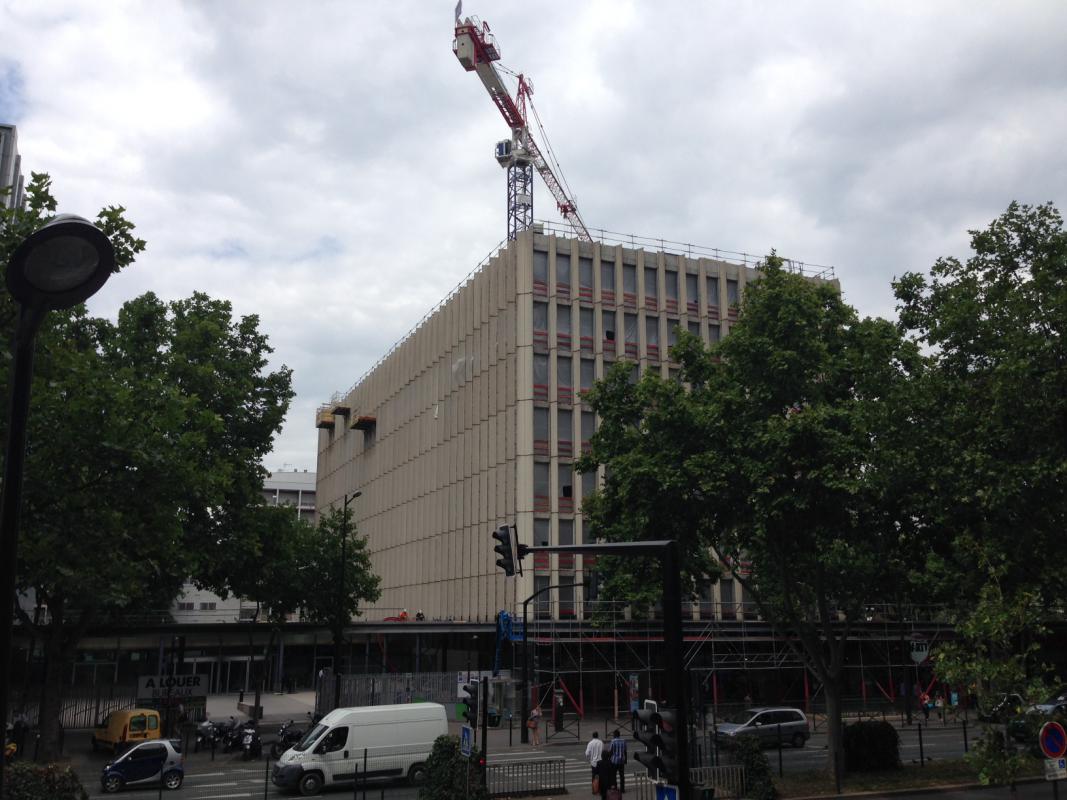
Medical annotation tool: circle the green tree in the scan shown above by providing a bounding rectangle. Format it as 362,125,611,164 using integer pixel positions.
1,176,295,758
296,506,382,675
578,256,921,788
894,202,1067,783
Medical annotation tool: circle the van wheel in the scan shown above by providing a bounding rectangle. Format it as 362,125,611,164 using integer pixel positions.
792,733,806,748
102,774,124,794
162,770,183,790
408,762,429,785
298,772,324,796
270,742,283,759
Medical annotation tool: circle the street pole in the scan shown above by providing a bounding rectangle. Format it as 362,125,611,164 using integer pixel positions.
334,491,360,711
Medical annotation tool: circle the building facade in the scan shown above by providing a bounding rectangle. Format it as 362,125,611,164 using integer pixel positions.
263,468,317,523
0,123,26,211
316,228,835,624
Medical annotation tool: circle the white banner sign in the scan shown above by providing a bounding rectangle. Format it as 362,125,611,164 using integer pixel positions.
137,674,205,700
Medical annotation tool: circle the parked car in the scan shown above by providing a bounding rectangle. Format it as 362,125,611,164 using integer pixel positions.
714,707,810,748
977,693,1024,724
92,709,162,754
100,738,183,793
1008,690,1067,743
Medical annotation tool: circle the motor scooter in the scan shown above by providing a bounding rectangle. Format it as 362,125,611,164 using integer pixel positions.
240,720,262,761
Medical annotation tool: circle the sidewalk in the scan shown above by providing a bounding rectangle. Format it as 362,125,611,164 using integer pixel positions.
205,690,318,725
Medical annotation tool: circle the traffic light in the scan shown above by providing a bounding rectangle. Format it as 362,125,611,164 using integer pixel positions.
492,525,517,576
655,708,680,785
461,680,480,724
634,701,661,778
491,524,528,576
633,703,681,785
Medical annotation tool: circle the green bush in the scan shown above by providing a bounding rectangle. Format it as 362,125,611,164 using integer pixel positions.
735,735,778,800
843,720,900,772
2,761,89,800
418,734,488,800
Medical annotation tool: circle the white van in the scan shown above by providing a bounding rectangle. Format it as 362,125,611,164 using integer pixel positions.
271,703,448,796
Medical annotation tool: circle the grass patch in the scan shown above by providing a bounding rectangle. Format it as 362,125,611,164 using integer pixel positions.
774,756,1045,798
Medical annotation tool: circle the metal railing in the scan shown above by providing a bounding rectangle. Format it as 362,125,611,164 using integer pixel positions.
533,219,836,280
486,756,566,798
316,671,457,716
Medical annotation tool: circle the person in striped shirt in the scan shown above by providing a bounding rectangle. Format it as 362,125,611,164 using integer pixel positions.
609,729,628,792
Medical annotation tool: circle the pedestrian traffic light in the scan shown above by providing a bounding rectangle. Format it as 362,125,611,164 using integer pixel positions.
462,680,480,724
492,525,518,576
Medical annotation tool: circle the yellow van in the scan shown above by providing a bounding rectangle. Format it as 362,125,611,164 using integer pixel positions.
91,708,161,753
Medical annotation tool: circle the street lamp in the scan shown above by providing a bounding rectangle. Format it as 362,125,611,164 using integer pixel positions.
334,490,361,710
0,215,116,786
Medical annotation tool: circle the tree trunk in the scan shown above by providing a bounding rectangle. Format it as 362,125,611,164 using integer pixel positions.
824,677,845,794
36,623,68,761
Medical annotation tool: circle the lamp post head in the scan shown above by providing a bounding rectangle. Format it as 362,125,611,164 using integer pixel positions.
6,214,116,310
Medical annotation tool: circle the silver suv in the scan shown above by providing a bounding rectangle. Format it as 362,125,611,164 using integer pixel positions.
715,707,810,748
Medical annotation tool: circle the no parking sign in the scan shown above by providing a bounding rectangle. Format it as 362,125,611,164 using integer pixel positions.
1041,721,1067,760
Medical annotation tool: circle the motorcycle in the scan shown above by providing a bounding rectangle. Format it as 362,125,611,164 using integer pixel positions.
221,718,246,753
270,715,310,760
194,719,224,753
239,720,262,761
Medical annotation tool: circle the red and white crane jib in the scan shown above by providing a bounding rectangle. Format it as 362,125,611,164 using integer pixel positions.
453,15,592,242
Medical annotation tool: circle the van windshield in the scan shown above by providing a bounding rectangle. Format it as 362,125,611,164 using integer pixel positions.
293,723,328,753
725,709,758,725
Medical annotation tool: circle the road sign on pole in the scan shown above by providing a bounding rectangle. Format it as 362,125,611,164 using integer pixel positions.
1045,757,1066,781
460,725,474,758
1040,721,1067,760
655,785,680,800
909,638,929,664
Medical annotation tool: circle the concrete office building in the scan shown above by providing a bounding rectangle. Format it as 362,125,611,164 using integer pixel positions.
0,123,26,211
316,227,836,623
263,468,317,524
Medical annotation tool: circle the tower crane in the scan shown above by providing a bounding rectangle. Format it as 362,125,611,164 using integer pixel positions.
453,13,592,242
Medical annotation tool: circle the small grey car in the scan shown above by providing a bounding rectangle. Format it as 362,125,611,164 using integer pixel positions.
715,707,810,748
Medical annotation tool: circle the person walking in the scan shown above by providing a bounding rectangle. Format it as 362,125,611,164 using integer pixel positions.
609,728,628,792
528,705,543,747
585,731,604,784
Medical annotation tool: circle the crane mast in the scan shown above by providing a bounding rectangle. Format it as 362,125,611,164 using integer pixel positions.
453,15,592,242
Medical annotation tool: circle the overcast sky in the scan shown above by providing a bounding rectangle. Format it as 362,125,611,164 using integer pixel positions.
1,1,1064,472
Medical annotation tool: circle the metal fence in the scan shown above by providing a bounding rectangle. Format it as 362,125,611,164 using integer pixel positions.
11,684,139,728
316,672,457,716
486,757,566,798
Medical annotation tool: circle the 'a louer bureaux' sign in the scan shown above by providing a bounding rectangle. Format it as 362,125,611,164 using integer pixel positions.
137,674,205,699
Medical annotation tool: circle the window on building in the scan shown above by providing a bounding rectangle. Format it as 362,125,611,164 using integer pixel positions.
602,310,616,352
688,320,701,338
533,407,550,455
177,602,194,612
556,252,571,297
727,278,740,307
557,355,572,403
685,273,698,314
579,257,593,300
557,408,572,457
720,578,735,620
667,319,680,349
707,275,719,307
581,468,597,504
558,582,576,619
708,324,720,343
665,270,678,312
579,308,594,353
558,463,574,512
533,250,548,295
200,602,216,612
579,359,595,398
601,257,616,304
623,264,637,307
646,315,660,359
627,363,639,385
558,518,575,575
534,463,550,512
533,302,548,350
644,266,658,310
533,518,551,574
581,411,595,454
624,313,638,358
534,575,550,618
533,354,549,401
556,304,571,349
